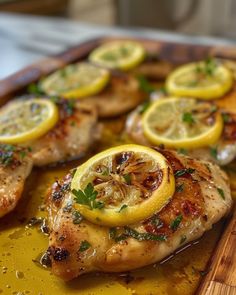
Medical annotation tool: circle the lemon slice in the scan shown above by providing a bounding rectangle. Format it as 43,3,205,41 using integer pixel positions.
166,59,233,100
71,144,175,226
89,40,145,71
0,98,59,144
142,97,223,149
40,62,110,99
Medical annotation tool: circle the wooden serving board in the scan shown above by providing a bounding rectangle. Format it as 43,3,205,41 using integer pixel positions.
1,36,236,295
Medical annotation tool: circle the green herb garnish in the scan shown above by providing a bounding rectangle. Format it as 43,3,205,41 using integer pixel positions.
72,211,83,224
222,113,230,123
210,147,218,159
137,75,156,94
139,101,151,114
217,188,225,200
124,227,167,242
72,183,104,210
118,204,128,213
27,83,43,95
177,148,188,155
176,183,184,192
123,173,131,184
79,240,91,252
174,168,195,177
182,112,195,124
170,214,183,231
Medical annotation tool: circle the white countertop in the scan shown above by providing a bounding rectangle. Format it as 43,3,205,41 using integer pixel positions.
1,12,236,79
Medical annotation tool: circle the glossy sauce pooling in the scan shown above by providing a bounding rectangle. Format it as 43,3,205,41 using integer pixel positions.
0,117,232,295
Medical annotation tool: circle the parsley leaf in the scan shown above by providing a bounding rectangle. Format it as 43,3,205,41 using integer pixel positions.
174,168,195,177
180,235,187,244
27,83,43,95
177,148,188,155
222,113,230,123
118,204,128,213
217,188,225,200
72,183,104,210
176,183,184,192
123,173,131,185
182,112,195,124
139,100,151,114
79,240,91,252
210,147,218,159
72,211,83,224
137,76,155,94
170,214,183,231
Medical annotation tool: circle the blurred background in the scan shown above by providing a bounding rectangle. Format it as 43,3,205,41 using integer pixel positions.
0,0,236,39
1,0,236,79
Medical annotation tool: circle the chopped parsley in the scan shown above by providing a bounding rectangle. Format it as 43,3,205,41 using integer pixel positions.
222,113,230,123
79,240,91,252
72,211,83,224
124,227,167,242
174,168,195,177
177,148,188,155
72,183,104,210
0,144,15,166
217,188,225,200
109,226,167,243
182,112,195,124
123,173,131,185
170,214,183,231
176,183,184,192
27,83,43,95
139,100,151,114
210,147,218,159
118,204,128,213
101,167,109,176
196,57,217,76
65,100,75,116
137,75,156,94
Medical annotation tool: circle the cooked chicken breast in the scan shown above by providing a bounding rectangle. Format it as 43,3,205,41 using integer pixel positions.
132,60,174,81
85,72,144,118
46,149,231,281
0,145,33,217
126,105,236,165
28,99,99,166
0,98,99,217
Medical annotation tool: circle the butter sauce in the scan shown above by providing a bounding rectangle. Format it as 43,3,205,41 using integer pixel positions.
0,118,232,295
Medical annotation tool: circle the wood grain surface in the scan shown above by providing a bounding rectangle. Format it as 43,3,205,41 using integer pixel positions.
0,36,236,294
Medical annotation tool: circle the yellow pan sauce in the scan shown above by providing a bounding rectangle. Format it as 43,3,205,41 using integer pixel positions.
0,117,234,295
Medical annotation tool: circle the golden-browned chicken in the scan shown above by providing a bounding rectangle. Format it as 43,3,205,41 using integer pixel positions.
126,104,236,166
46,149,231,281
0,98,99,217
85,73,145,118
29,99,99,166
0,145,33,217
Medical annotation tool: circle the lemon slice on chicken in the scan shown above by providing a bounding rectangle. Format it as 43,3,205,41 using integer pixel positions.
89,40,145,71
71,144,175,226
0,98,58,144
142,97,223,149
40,62,110,99
166,59,233,100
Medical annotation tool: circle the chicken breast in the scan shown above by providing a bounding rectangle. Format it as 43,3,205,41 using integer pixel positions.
132,60,174,81
126,105,236,165
85,72,145,118
0,98,99,217
28,99,99,166
46,148,231,281
0,144,33,217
